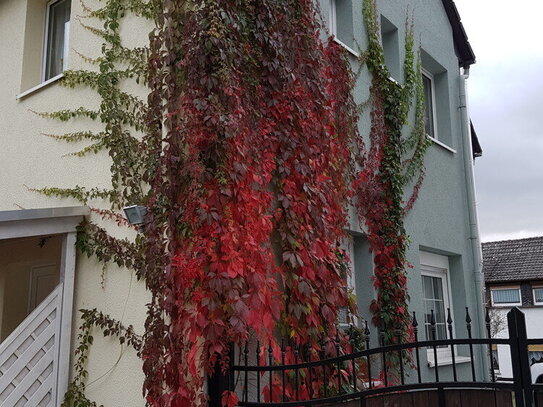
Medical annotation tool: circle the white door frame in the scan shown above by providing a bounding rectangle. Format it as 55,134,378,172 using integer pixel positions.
0,206,87,406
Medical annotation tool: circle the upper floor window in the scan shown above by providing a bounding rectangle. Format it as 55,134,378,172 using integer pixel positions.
422,70,437,139
533,287,543,305
491,287,521,307
329,0,356,55
44,0,71,81
420,50,453,150
380,15,400,80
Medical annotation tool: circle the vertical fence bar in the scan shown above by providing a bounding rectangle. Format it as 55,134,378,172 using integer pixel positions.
397,329,405,385
256,341,261,403
294,342,300,401
466,307,476,381
380,330,388,387
430,310,440,383
335,331,341,393
508,307,532,407
207,346,233,407
307,343,313,399
281,340,286,402
413,312,422,384
364,321,373,389
320,339,327,398
447,308,457,382
243,341,249,402
485,308,496,383
365,322,372,389
351,325,357,392
268,342,273,402
229,345,235,392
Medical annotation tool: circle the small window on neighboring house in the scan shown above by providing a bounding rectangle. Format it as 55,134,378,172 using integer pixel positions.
329,0,356,54
491,288,521,307
422,71,436,139
533,287,543,305
44,0,71,81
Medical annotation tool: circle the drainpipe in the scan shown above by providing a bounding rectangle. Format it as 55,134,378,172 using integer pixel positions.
459,67,488,377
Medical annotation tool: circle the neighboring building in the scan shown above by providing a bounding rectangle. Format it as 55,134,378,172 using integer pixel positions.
0,0,484,405
483,236,543,382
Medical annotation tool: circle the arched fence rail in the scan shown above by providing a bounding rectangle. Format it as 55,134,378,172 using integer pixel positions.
209,308,543,407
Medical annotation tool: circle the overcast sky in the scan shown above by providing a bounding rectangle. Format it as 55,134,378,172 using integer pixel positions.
453,0,543,242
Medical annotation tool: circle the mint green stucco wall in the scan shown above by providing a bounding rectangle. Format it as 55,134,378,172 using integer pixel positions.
321,0,485,382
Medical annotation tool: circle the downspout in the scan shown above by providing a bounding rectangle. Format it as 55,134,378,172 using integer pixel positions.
459,67,488,377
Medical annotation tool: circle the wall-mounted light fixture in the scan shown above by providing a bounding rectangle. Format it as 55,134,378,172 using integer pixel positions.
123,205,147,227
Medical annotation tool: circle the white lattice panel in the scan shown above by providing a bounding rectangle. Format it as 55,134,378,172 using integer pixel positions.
0,286,60,407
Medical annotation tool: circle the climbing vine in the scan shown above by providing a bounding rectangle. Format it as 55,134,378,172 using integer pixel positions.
141,1,357,404
35,0,430,405
356,0,430,346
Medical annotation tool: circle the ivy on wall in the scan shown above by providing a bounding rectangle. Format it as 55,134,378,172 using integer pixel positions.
34,0,429,405
356,0,430,348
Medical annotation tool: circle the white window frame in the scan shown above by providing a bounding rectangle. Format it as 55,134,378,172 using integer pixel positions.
419,252,471,367
329,0,338,38
422,68,438,142
421,265,452,361
338,234,358,328
490,286,522,307
328,0,359,57
0,206,87,406
534,287,543,306
42,0,71,83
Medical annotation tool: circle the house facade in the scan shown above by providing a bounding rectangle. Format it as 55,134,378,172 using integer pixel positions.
0,0,484,405
483,236,543,382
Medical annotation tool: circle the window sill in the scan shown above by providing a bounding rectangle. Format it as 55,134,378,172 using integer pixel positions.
16,73,64,100
427,135,456,154
333,37,359,58
491,303,522,308
428,355,471,368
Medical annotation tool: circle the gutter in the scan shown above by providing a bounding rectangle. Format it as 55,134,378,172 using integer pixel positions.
459,68,488,377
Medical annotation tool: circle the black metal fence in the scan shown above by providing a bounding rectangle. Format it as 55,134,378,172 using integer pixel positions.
208,307,543,407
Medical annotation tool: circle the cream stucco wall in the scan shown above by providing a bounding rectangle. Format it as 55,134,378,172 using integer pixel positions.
0,0,153,405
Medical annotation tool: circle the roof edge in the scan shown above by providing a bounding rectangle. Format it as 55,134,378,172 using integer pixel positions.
0,206,90,223
441,0,476,68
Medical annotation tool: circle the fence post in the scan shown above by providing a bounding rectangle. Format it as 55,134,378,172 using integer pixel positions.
208,345,235,407
508,307,533,407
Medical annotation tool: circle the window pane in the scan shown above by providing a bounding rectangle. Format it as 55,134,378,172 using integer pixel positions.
45,0,71,80
334,0,354,47
433,277,443,300
423,275,433,299
422,274,448,343
434,300,445,324
492,289,520,304
423,75,435,138
534,288,543,303
437,324,447,341
492,349,500,371
338,307,349,325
